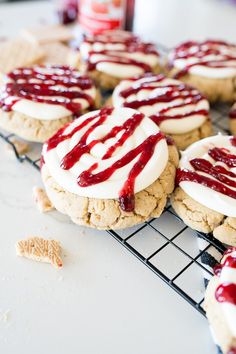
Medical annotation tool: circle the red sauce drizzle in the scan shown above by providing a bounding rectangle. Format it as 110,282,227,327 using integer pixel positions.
176,140,236,200
215,248,236,307
83,32,159,75
83,32,140,46
215,283,236,305
231,137,236,146
214,247,236,285
230,109,236,119
45,107,165,212
213,264,222,277
169,40,236,79
0,65,94,115
119,74,208,125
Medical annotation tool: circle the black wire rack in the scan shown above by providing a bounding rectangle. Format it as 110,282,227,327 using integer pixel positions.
0,44,231,316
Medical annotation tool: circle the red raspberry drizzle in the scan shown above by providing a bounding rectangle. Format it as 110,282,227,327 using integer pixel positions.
46,107,165,212
169,40,236,79
176,140,236,200
83,31,140,46
215,283,236,306
0,65,94,115
118,74,208,125
214,248,236,310
230,109,236,119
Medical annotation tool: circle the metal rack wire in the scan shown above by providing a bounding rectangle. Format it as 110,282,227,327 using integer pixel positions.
0,102,229,316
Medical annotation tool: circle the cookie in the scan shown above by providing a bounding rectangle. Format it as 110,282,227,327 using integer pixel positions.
16,237,62,268
21,24,74,44
41,42,73,66
171,135,236,246
166,40,236,102
0,65,101,142
70,30,161,90
41,107,179,230
0,37,44,75
111,73,212,149
204,247,236,354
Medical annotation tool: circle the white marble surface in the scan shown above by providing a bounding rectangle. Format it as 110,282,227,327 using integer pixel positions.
0,0,235,353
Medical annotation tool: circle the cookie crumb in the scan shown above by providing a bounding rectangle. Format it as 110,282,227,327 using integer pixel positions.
0,310,10,323
33,187,54,213
7,139,29,155
16,237,63,268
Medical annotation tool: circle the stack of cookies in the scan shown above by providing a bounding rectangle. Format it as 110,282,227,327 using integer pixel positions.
1,27,236,353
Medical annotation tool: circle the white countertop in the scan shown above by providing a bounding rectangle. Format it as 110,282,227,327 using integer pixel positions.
1,1,236,353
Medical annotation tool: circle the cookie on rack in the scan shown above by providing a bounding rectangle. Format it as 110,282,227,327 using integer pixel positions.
204,247,236,354
166,40,236,102
111,73,212,150
0,37,44,75
171,135,236,246
41,107,179,230
69,30,161,90
0,65,101,142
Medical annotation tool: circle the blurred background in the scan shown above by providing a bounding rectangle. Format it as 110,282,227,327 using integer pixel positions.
1,0,236,46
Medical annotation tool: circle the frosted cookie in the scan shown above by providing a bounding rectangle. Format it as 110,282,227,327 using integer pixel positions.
41,107,179,230
204,247,236,353
230,104,236,135
167,40,236,102
111,74,212,150
70,30,160,90
0,65,100,143
171,135,236,246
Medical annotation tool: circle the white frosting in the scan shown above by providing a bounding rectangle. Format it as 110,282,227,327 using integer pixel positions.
43,107,168,199
217,249,236,338
80,38,159,78
3,66,96,121
112,76,209,134
179,135,236,217
170,41,236,78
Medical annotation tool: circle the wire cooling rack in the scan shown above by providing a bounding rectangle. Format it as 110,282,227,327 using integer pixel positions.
0,42,231,315
0,102,229,316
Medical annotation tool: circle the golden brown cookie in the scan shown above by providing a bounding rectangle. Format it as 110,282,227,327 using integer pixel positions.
171,135,236,246
42,144,178,230
74,30,161,90
0,37,44,74
0,65,101,143
166,40,236,102
21,24,73,44
41,107,179,230
110,74,212,150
